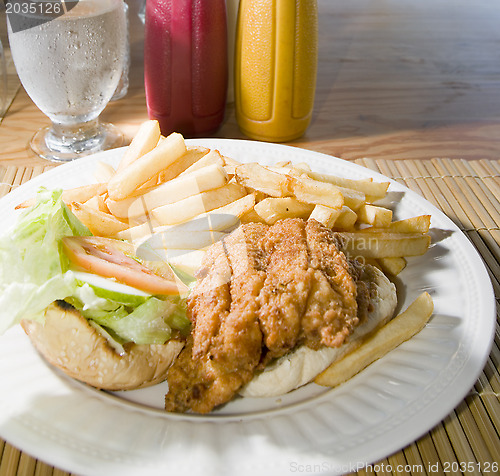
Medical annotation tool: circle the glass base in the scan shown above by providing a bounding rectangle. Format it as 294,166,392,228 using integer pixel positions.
30,122,124,162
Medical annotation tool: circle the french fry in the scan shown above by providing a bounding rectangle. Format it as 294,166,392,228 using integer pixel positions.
293,162,312,173
336,186,366,211
15,183,108,210
289,176,344,209
94,161,116,183
315,292,434,387
54,183,108,206
105,196,148,220
377,257,407,276
115,221,156,243
235,163,290,197
116,195,255,243
152,183,247,226
106,163,228,219
269,162,311,177
221,155,241,176
271,163,364,212
158,205,251,235
363,215,432,234
83,195,100,211
267,165,295,176
108,132,187,200
305,170,390,201
254,197,314,224
341,232,431,258
390,215,431,233
240,208,268,224
332,206,358,230
99,195,111,214
308,204,342,228
274,160,293,168
179,149,224,176
167,249,206,276
160,194,256,234
84,194,110,214
85,195,110,216
140,229,228,251
68,202,129,237
200,193,256,222
223,165,236,177
222,155,241,167
357,204,393,228
139,175,162,189
116,120,161,172
156,146,210,183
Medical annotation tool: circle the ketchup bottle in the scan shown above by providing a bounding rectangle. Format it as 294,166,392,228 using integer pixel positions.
144,0,228,137
234,0,318,142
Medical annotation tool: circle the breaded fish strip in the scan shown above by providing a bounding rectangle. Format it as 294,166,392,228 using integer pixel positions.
165,224,267,413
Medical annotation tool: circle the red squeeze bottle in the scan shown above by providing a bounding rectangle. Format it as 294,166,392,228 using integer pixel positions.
144,0,228,137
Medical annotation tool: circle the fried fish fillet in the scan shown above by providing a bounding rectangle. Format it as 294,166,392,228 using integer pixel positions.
165,223,267,413
165,219,373,413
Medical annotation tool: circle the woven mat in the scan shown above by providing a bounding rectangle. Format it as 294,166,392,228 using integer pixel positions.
0,158,498,476
0,45,22,124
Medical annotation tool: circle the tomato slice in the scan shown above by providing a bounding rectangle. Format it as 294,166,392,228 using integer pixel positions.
62,236,188,295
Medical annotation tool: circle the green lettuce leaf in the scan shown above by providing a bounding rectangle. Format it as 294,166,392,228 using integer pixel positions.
0,188,89,332
87,297,175,345
69,284,190,345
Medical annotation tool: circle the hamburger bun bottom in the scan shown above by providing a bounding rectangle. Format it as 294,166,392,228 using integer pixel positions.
21,301,183,391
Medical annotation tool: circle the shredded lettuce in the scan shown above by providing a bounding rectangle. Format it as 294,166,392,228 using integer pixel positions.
0,188,190,345
87,298,175,345
68,285,189,345
0,188,88,332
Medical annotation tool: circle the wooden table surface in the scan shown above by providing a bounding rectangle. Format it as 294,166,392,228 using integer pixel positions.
1,0,500,165
0,1,499,476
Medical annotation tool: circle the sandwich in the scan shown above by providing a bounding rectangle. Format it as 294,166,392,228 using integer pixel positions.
0,188,190,390
1,188,397,408
164,218,397,413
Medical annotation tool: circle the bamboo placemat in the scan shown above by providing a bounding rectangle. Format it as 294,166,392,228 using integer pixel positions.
0,158,498,476
0,42,22,124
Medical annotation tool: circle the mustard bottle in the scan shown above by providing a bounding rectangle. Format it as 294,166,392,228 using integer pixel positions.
234,0,318,142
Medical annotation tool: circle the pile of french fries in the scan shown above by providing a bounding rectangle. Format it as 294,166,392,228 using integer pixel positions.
20,120,432,276
17,119,436,388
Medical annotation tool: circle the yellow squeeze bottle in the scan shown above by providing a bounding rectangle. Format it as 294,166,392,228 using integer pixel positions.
234,0,318,142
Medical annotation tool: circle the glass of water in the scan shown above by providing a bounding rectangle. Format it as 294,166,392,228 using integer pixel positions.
7,0,127,162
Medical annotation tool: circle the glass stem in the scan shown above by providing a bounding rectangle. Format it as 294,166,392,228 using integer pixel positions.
49,119,101,149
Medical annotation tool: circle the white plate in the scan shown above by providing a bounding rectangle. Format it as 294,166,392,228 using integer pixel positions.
0,140,495,476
